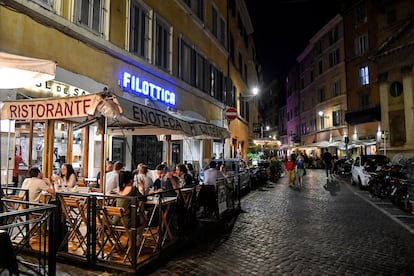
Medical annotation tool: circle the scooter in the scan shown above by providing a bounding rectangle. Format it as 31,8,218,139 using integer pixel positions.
334,158,353,176
390,176,411,212
368,164,401,198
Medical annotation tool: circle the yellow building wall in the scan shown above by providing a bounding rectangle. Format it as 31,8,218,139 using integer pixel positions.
0,0,256,161
110,0,127,49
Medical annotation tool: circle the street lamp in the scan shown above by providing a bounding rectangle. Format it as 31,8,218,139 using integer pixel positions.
260,125,269,138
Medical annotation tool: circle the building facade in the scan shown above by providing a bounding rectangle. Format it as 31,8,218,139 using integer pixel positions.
285,15,347,159
343,0,381,156
284,0,414,160
372,0,414,157
0,0,260,184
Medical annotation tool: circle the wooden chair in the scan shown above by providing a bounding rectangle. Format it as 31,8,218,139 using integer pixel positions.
137,200,159,258
59,196,88,254
179,187,195,210
101,206,133,263
4,195,27,240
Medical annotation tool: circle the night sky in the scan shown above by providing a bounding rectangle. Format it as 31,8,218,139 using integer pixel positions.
245,0,343,83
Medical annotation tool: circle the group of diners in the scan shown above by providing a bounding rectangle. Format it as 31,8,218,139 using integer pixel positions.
12,160,198,202
16,163,78,203
100,161,196,196
13,159,224,223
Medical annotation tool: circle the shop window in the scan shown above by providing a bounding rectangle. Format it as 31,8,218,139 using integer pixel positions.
75,0,105,35
359,66,370,86
14,121,45,174
389,81,403,97
53,122,68,175
112,137,126,165
154,16,172,72
132,136,163,169
355,33,369,56
332,80,341,97
31,0,54,10
332,110,342,126
72,129,83,176
129,1,150,60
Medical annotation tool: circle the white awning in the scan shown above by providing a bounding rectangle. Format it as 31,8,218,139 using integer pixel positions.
166,107,230,139
0,52,56,89
305,141,330,148
328,141,346,148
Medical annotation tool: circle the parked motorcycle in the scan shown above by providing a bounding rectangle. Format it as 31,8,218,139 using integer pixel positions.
390,178,411,211
389,166,412,213
250,160,270,188
250,166,268,188
368,164,401,199
334,158,353,176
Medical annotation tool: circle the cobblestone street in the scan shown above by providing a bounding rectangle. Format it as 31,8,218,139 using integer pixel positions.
147,169,414,275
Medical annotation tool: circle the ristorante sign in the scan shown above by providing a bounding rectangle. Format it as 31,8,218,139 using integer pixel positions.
1,95,98,120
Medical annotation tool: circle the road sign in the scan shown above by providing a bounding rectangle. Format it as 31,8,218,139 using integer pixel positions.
225,107,238,121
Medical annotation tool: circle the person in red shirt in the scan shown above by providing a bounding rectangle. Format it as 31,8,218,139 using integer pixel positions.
285,156,296,187
13,147,26,188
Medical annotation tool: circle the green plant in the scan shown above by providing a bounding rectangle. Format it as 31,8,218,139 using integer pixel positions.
267,159,283,181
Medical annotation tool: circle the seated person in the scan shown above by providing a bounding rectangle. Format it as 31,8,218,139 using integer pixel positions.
175,163,194,188
112,170,143,227
198,161,224,216
96,160,114,188
185,163,197,180
19,167,55,203
203,161,225,186
134,163,154,195
52,163,77,189
151,164,179,197
105,161,123,194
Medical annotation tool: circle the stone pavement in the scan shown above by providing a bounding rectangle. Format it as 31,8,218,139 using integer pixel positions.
146,169,414,275
56,169,414,275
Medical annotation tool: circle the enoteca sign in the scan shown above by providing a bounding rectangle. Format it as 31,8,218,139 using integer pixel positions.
1,94,100,120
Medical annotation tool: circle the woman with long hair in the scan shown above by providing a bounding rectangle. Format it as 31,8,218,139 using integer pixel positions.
53,163,77,189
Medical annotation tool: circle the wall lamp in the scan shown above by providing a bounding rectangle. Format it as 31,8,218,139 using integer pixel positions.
238,87,259,101
318,110,329,119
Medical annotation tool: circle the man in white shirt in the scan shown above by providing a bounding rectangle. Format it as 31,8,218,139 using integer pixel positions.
104,161,123,194
19,167,55,203
203,161,224,186
199,161,224,217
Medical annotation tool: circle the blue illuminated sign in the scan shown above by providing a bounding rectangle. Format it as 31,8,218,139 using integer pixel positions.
121,72,176,106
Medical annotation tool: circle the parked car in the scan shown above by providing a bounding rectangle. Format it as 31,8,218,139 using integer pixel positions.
351,154,390,189
199,158,251,191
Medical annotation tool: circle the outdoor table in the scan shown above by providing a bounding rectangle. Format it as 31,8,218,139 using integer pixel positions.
143,196,177,248
179,187,195,210
59,194,89,254
84,178,97,188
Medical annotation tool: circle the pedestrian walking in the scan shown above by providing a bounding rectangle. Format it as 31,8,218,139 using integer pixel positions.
322,148,334,180
296,154,305,188
285,156,296,187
